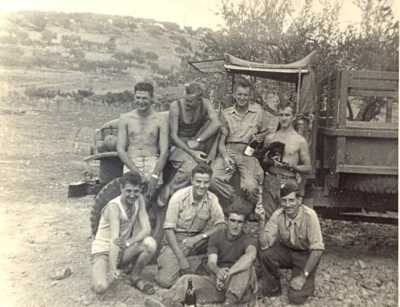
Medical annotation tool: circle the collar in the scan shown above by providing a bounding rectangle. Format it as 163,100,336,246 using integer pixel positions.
284,205,304,227
228,103,258,115
188,186,208,206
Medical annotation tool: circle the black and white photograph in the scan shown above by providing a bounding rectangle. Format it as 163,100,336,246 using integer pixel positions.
0,0,398,306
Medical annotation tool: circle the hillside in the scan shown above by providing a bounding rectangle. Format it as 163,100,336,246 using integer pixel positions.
0,11,209,98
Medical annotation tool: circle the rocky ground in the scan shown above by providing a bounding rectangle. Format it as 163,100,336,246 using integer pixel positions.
0,104,397,307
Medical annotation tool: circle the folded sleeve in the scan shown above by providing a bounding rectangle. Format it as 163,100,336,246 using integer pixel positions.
306,210,325,250
163,194,180,230
260,210,279,250
209,194,226,226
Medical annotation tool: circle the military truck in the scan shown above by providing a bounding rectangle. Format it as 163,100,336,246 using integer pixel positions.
189,52,398,224
69,51,398,238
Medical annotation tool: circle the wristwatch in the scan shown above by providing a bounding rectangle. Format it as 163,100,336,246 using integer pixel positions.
303,270,309,278
196,137,202,143
201,233,208,240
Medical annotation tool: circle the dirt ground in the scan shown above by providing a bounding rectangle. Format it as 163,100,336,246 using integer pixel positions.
0,103,398,307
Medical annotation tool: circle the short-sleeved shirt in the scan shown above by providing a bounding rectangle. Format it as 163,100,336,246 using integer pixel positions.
222,103,264,144
208,228,257,268
261,205,325,251
163,186,225,233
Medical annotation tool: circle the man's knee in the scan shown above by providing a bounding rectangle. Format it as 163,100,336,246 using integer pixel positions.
92,280,108,294
142,236,157,254
156,271,176,288
288,288,309,305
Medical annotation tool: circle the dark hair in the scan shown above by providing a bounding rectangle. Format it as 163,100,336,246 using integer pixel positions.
120,171,143,187
277,99,295,114
185,82,203,96
134,82,154,97
233,76,251,91
228,210,248,221
191,162,213,178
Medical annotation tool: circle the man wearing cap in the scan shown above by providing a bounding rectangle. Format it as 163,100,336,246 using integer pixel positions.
255,182,324,305
161,82,221,206
211,77,265,210
146,205,257,307
261,100,311,220
155,163,226,288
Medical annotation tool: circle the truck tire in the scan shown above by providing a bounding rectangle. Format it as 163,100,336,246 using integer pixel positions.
343,174,397,194
90,177,122,236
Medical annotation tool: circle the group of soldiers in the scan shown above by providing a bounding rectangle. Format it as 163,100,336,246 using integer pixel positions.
90,78,324,306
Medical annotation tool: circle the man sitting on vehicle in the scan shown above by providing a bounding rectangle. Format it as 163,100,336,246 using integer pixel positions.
145,204,258,307
255,182,324,305
211,76,265,212
161,82,221,206
91,172,157,295
155,163,226,288
117,81,169,201
261,100,311,220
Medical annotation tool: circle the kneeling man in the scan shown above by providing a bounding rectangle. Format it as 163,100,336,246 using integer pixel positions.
146,204,258,307
156,163,225,288
255,182,324,305
91,172,157,295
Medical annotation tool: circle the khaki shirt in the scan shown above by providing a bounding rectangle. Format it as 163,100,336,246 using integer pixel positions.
164,186,225,233
261,205,325,251
222,103,264,144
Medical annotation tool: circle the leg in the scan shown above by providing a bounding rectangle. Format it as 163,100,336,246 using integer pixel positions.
134,237,157,275
91,254,110,294
155,245,182,288
210,155,235,204
236,156,264,203
258,243,293,296
166,274,225,305
287,250,319,305
262,173,281,221
225,265,258,304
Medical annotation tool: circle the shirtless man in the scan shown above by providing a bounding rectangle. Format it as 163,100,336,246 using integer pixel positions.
261,100,311,220
117,82,169,200
162,82,221,205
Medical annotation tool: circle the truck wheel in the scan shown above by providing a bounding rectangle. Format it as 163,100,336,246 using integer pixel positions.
90,177,122,236
343,175,397,194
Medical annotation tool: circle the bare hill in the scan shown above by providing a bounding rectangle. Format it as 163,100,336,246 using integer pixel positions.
0,11,208,96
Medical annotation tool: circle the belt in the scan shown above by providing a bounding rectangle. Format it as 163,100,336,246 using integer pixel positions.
267,166,297,179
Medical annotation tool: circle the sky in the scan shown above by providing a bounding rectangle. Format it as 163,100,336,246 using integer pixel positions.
0,0,398,30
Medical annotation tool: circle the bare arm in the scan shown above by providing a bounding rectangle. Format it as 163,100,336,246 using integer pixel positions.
151,113,169,176
169,102,198,158
195,99,221,142
164,228,186,263
293,137,311,174
107,204,121,271
127,195,151,245
117,115,142,175
228,245,257,275
207,253,221,275
304,250,323,274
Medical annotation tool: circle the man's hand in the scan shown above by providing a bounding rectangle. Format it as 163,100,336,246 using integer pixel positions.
223,155,235,171
114,237,127,249
177,255,190,271
191,150,209,164
182,236,201,250
145,176,158,200
110,269,121,281
290,274,307,291
187,139,200,150
252,133,265,144
254,204,266,222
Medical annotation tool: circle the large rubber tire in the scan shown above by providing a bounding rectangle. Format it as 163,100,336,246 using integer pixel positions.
343,174,397,194
90,177,122,236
